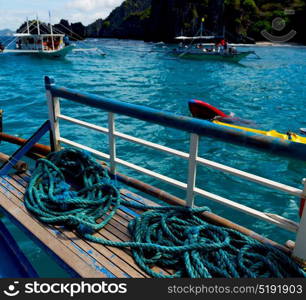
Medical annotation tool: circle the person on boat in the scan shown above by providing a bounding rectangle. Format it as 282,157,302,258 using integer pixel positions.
54,38,60,49
220,39,228,52
16,39,22,50
215,40,222,52
64,36,70,46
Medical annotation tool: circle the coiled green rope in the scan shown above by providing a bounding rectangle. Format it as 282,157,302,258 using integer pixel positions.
25,148,305,278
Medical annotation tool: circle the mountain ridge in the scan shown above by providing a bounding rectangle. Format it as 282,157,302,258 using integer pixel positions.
86,0,306,44
0,29,14,36
15,0,306,44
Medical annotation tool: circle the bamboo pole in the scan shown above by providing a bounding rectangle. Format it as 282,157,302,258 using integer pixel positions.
0,132,50,155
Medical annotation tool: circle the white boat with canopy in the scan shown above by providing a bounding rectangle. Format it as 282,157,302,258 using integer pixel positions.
0,17,75,58
172,19,256,62
0,15,105,58
8,33,75,58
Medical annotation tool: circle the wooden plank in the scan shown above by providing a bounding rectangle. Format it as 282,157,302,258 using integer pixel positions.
121,188,161,208
0,176,131,278
11,172,172,276
4,175,146,278
0,187,105,278
7,173,170,277
56,228,136,278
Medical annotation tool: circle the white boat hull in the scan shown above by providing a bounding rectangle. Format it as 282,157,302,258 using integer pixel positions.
172,49,254,62
2,45,75,58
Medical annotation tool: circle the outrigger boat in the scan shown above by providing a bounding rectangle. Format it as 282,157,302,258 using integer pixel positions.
189,99,306,145
0,18,75,58
173,36,255,62
172,19,255,62
3,33,75,58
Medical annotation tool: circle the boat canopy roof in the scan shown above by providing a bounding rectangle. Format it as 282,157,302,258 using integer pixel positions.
175,35,224,40
14,33,65,37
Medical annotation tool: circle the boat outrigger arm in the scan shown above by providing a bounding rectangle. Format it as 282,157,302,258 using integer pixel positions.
0,121,53,176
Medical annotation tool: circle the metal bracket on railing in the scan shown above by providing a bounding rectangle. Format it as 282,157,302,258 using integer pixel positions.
0,121,51,176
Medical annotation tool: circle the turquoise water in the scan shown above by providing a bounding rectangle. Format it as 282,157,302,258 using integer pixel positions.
0,39,306,276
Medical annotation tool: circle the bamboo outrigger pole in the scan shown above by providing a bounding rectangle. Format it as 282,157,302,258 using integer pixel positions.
27,17,30,34
36,15,40,35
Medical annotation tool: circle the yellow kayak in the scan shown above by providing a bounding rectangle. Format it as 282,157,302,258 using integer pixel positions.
213,120,306,144
188,99,306,145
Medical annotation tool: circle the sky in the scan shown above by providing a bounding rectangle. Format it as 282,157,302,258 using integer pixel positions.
0,0,125,30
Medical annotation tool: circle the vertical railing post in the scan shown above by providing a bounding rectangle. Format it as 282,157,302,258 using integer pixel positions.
186,133,199,207
45,77,61,152
293,178,306,266
293,178,306,265
108,112,116,175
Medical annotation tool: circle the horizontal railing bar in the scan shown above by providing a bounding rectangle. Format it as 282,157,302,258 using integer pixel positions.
193,188,298,233
59,113,303,198
58,114,109,134
59,113,189,159
45,77,306,161
60,136,297,232
115,131,189,160
115,158,187,190
59,136,186,189
59,137,110,160
196,157,303,198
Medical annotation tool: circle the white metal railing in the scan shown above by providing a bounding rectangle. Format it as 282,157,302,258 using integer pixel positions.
46,86,306,262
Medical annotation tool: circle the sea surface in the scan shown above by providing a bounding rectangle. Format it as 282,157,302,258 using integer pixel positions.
0,38,306,276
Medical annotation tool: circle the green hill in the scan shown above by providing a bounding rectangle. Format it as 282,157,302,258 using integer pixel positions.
86,0,306,44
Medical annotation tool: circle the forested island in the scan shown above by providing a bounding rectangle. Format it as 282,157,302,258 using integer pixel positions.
17,0,306,44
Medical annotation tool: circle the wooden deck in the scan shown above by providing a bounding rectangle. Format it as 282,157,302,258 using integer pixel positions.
0,170,172,278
